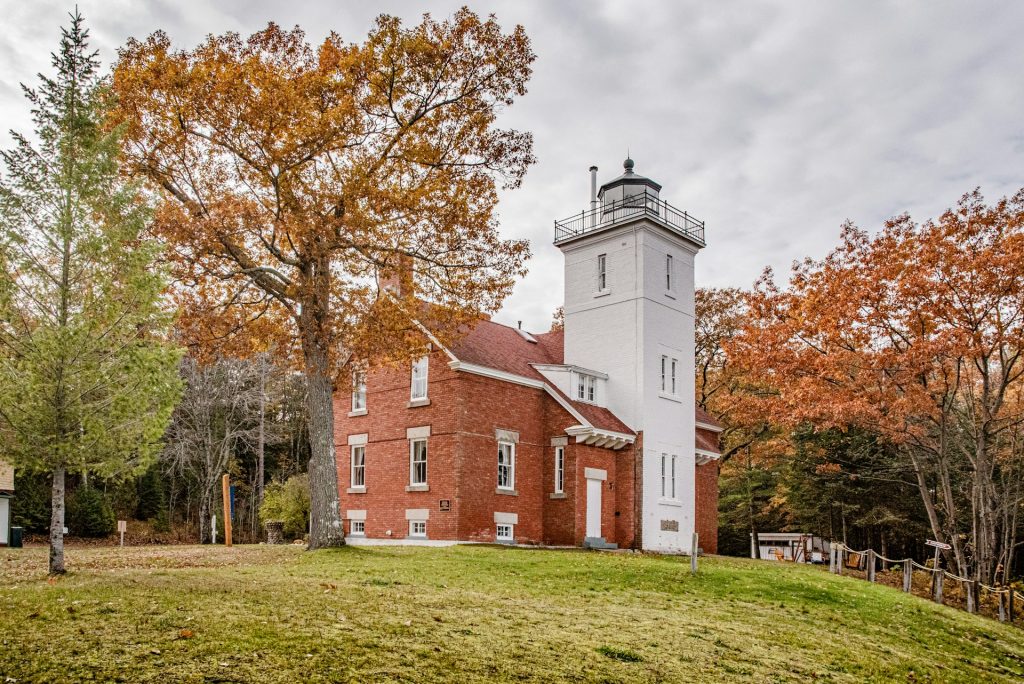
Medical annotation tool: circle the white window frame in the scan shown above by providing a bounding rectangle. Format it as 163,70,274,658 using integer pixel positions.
661,453,667,497
661,356,668,393
497,441,516,490
666,253,674,291
597,253,607,291
410,438,428,486
554,446,564,494
350,520,365,536
350,445,366,488
671,454,677,499
351,369,366,412
410,356,429,401
496,524,514,542
409,520,427,538
577,373,596,403
670,358,678,396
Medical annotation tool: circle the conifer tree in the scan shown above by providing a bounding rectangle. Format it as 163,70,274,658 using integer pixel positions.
0,11,182,574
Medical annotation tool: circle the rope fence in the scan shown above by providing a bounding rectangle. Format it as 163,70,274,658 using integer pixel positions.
828,543,1023,625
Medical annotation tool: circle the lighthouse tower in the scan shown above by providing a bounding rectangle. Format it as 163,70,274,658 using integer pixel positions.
554,158,706,552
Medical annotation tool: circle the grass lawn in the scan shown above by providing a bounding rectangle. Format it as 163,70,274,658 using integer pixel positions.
2,544,1023,683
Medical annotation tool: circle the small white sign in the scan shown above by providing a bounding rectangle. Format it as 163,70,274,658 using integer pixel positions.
117,520,127,533
925,539,951,550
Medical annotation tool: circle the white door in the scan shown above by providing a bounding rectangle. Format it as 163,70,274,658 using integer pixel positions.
0,498,9,545
586,478,602,538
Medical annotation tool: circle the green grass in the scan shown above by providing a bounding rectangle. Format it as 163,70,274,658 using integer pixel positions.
1,544,1023,682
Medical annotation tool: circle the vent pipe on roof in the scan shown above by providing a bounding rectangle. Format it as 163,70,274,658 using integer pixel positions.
589,165,598,212
517,320,522,329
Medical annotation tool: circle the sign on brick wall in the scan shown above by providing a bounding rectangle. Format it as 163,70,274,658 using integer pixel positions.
439,499,451,511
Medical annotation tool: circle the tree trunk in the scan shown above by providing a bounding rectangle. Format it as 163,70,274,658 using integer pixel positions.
199,492,212,544
300,279,345,549
49,466,66,575
257,353,266,511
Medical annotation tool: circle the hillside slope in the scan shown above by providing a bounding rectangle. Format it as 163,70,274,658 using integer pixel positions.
1,544,1022,682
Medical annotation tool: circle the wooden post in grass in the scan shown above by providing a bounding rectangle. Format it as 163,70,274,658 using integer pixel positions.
867,550,876,582
828,545,835,573
690,533,698,575
837,547,844,576
999,592,1007,622
1010,591,1016,623
932,570,943,604
903,560,912,592
966,580,976,613
222,473,232,547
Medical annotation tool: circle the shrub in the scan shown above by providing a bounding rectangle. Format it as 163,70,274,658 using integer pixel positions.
11,471,51,534
135,464,166,521
67,486,116,537
259,473,309,539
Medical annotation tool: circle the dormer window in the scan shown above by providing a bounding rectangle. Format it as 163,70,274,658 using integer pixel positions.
410,356,428,401
597,254,607,292
576,372,597,403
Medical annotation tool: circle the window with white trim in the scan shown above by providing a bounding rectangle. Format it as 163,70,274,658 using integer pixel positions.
496,524,513,541
351,369,366,411
554,446,564,494
409,520,426,537
350,445,366,488
661,355,679,397
666,253,674,290
670,358,677,395
410,356,428,400
497,441,515,490
576,373,596,403
661,453,667,497
350,520,365,535
597,253,607,291
671,454,677,499
410,438,428,485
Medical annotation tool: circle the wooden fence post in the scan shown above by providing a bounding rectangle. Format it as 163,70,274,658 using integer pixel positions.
829,546,836,574
999,592,1007,622
691,533,698,575
867,550,876,583
837,548,844,576
966,581,976,613
1010,591,1016,624
903,560,912,592
222,473,232,548
933,570,943,604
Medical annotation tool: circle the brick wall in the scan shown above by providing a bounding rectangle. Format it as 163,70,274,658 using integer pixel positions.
694,459,719,554
333,348,636,546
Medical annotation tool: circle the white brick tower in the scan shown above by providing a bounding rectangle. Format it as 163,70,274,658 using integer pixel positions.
554,158,705,552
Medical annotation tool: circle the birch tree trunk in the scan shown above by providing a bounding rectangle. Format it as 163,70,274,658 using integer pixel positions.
49,467,66,575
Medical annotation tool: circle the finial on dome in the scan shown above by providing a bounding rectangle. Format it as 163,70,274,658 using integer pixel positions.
623,156,635,173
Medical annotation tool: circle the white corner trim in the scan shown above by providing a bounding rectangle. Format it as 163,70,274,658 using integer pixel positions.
543,387,591,427
493,511,519,525
697,420,724,434
346,509,367,521
495,428,520,444
406,425,431,439
584,467,608,481
405,508,430,521
347,433,368,446
447,360,546,389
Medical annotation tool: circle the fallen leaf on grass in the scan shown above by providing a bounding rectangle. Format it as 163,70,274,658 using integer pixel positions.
178,629,194,639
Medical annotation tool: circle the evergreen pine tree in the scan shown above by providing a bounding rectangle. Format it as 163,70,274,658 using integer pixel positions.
0,11,182,574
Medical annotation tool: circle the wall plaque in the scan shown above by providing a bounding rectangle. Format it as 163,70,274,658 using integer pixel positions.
660,519,679,532
439,499,451,511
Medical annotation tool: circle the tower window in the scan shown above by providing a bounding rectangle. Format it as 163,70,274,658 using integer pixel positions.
666,254,674,290
576,373,596,403
671,358,677,395
597,254,607,291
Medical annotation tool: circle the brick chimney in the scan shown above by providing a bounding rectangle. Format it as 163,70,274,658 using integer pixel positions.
378,253,414,297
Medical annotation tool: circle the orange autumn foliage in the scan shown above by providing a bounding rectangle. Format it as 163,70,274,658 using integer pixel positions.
111,12,536,548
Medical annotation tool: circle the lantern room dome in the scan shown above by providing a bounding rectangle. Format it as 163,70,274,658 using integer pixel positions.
598,157,662,206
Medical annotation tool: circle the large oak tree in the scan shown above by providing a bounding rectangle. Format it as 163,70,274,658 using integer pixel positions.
112,11,534,548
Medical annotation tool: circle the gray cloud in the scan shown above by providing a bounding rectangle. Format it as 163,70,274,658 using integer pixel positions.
3,1,1022,331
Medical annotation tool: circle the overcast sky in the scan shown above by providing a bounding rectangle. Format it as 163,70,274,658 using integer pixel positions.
3,1,1023,331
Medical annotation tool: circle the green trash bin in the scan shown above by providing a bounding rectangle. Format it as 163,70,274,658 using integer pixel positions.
10,526,23,548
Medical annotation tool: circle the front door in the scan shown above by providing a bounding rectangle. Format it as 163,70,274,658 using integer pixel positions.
586,477,602,539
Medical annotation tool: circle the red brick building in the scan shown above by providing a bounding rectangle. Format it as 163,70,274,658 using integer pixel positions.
333,159,722,551
332,318,722,550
